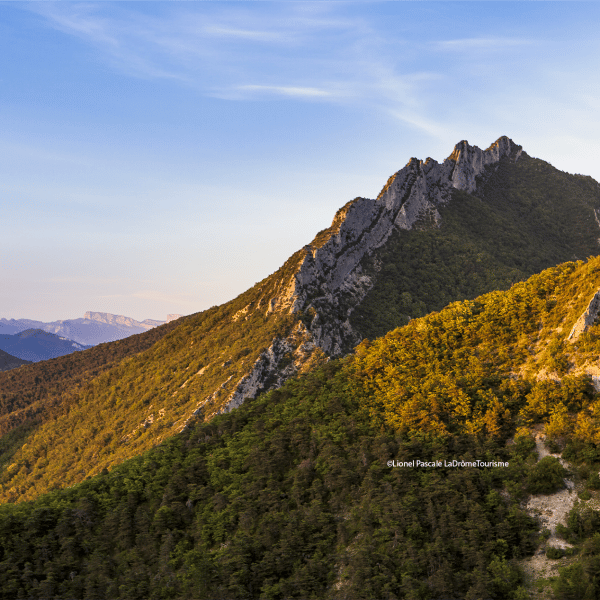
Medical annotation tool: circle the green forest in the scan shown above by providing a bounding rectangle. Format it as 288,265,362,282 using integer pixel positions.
4,257,600,597
0,254,307,503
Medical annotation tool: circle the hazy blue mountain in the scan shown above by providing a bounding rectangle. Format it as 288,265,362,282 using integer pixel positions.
0,329,92,362
0,348,31,371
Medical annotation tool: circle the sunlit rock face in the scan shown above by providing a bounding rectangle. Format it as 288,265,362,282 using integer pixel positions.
569,289,600,342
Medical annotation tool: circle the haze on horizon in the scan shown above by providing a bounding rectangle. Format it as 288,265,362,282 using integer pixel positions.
2,1,599,323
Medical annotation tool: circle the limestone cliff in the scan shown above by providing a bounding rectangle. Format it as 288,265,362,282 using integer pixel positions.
569,289,600,341
268,136,522,355
217,136,523,412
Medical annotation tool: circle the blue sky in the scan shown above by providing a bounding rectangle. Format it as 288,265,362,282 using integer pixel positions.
2,1,600,322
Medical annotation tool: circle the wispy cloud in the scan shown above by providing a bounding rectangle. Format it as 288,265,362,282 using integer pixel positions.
234,84,333,98
437,37,534,51
23,3,531,144
36,3,119,48
204,26,286,43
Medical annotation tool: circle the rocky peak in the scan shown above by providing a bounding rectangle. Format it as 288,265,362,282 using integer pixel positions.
221,137,526,412
266,137,524,355
447,136,522,193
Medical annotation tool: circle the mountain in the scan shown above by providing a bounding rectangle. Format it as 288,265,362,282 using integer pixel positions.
0,349,31,372
1,136,600,506
0,312,183,346
3,257,600,598
0,329,92,362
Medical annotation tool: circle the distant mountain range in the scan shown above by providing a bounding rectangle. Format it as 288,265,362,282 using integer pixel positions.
0,311,183,346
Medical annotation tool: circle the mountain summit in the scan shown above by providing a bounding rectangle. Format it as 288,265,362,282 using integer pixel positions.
271,136,525,356
2,136,600,502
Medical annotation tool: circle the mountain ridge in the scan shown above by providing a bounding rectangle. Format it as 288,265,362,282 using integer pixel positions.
0,329,92,363
0,348,31,372
267,136,524,358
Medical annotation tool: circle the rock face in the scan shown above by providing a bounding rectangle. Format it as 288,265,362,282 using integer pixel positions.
268,136,522,356
219,136,523,412
568,289,600,341
222,322,317,413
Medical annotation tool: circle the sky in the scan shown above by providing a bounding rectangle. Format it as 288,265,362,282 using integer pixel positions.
1,1,600,322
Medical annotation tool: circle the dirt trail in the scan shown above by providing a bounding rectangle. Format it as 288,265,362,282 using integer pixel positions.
519,432,578,598
526,434,575,548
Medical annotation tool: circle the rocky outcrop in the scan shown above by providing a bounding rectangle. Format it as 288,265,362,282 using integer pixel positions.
222,337,296,413
568,289,600,341
218,322,317,414
447,136,522,193
270,136,522,356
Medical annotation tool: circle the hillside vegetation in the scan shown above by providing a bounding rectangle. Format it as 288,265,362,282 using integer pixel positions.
0,255,313,503
0,319,182,472
4,258,600,597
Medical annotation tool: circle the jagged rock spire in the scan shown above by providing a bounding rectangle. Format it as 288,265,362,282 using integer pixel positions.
447,136,522,193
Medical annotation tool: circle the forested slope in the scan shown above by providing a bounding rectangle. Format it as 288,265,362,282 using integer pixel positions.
4,258,600,597
0,257,312,503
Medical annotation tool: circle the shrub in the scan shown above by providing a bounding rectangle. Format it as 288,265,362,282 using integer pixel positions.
546,546,565,559
512,434,537,460
527,456,566,494
586,472,600,490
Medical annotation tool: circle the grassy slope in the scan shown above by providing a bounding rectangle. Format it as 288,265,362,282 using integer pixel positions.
0,251,305,504
351,153,600,340
5,258,600,598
